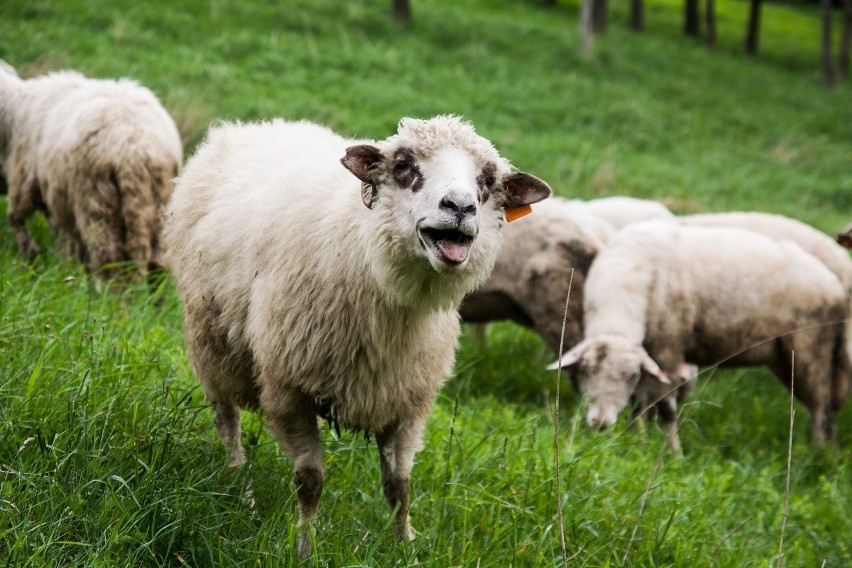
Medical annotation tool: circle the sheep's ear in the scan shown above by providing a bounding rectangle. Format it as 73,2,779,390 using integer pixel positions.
501,172,552,208
547,341,589,371
641,355,671,385
342,145,383,209
341,145,383,184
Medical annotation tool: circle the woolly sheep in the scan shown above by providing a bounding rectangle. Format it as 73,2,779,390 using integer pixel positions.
549,222,850,451
0,61,182,277
459,197,614,357
678,212,852,297
565,195,674,229
165,116,551,557
459,196,675,356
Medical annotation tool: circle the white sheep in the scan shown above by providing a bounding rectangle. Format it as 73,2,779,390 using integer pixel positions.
549,222,850,451
678,212,852,297
0,61,182,277
459,197,614,357
459,195,675,354
164,115,551,557
565,195,674,229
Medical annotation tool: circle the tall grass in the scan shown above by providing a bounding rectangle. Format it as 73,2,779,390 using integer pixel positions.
0,0,850,566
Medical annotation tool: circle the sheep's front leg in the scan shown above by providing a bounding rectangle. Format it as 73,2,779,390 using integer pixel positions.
6,167,42,260
212,401,245,467
375,414,428,542
265,392,323,559
656,396,682,457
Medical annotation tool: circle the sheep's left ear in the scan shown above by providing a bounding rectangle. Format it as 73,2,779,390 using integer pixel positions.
342,145,383,209
501,172,552,208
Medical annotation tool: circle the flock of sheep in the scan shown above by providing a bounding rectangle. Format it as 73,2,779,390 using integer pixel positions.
1,62,850,557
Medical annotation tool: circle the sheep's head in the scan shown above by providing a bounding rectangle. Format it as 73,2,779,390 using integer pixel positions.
341,116,550,280
547,336,670,430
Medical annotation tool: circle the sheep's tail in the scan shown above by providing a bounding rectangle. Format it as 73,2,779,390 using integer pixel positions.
114,157,178,274
831,320,852,412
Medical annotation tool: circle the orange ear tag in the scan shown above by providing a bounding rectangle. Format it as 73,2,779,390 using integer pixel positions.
504,204,533,222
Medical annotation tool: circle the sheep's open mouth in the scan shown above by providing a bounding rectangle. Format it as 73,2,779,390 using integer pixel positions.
419,227,474,265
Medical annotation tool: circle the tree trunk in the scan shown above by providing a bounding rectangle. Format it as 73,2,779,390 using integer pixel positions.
840,0,852,77
685,0,700,37
393,0,411,23
745,0,762,55
630,0,644,32
822,0,836,87
592,0,608,34
705,0,716,48
581,0,595,56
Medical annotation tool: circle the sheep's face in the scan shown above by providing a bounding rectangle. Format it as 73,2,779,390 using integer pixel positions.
548,337,670,430
341,117,551,278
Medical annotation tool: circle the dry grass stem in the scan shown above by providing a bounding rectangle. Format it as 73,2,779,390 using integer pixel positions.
776,351,795,567
554,268,574,568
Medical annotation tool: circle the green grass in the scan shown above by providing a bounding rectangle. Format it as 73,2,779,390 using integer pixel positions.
1,0,851,566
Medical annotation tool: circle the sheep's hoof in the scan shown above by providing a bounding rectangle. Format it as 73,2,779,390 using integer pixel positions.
395,521,416,542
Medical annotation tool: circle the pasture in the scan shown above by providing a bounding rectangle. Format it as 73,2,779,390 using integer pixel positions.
1,0,850,565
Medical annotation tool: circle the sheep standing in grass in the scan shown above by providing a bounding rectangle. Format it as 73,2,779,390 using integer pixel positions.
0,61,182,277
165,116,551,557
549,222,850,450
459,197,614,357
460,196,674,356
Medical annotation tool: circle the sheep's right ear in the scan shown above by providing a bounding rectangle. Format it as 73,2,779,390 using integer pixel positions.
342,145,383,209
547,341,589,371
501,172,552,208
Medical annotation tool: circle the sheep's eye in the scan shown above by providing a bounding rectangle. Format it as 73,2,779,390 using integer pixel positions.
484,175,496,188
394,161,411,173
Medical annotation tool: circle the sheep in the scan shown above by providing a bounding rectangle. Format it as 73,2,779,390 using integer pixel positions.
565,195,674,229
0,61,182,277
459,197,614,358
548,222,850,451
678,212,852,297
459,195,675,356
164,115,551,557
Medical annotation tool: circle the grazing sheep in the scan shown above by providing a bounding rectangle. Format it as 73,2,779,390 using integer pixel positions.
459,197,614,358
566,195,674,229
678,212,852,296
165,116,551,557
0,61,182,277
549,222,850,451
837,223,852,249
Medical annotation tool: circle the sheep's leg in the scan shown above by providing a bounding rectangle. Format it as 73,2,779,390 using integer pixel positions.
375,414,428,542
6,169,42,260
265,394,323,559
656,396,682,457
212,401,245,467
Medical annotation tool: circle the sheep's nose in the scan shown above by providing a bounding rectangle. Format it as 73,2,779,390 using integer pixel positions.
440,191,476,217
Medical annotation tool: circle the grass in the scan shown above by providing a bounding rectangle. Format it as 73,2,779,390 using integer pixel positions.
1,0,851,566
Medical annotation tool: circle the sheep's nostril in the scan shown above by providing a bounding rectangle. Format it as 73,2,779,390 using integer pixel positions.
440,195,476,216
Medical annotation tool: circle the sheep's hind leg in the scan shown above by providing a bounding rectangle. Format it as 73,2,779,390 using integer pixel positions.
264,391,323,559
212,401,246,467
376,414,428,542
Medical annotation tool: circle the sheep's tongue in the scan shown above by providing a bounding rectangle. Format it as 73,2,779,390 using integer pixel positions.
436,239,469,264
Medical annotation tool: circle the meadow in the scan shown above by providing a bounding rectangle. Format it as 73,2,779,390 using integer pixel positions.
0,0,850,566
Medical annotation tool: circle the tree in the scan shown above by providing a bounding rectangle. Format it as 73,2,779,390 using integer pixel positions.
393,0,411,23
840,0,852,77
630,0,644,32
705,0,716,48
685,0,700,37
581,0,595,56
822,0,836,87
745,0,762,55
592,0,608,34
